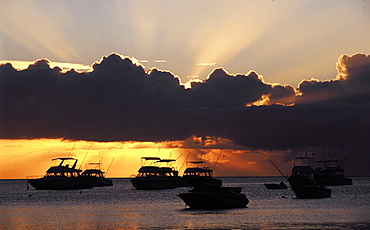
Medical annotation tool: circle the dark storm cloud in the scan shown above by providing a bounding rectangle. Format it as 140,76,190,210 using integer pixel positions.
1,52,370,175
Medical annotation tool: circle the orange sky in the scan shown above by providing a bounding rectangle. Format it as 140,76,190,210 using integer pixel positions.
0,138,291,179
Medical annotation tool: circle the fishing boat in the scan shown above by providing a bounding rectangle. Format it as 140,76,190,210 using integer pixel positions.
180,161,222,187
80,163,113,187
314,141,352,185
130,157,180,189
27,157,93,190
177,184,249,209
290,185,332,199
288,156,331,199
314,159,353,186
264,182,288,189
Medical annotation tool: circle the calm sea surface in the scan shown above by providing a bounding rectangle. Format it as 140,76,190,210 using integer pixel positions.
1,177,370,230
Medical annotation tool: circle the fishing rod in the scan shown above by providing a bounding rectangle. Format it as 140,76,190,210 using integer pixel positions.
105,157,115,176
212,147,224,171
67,142,77,158
79,143,93,169
269,159,288,181
179,152,190,172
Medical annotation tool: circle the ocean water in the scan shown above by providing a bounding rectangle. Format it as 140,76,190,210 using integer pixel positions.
1,177,370,230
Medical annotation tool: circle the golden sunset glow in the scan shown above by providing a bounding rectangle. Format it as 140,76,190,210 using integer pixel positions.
0,138,292,179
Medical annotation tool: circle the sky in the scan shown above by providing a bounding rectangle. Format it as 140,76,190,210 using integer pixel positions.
0,0,370,179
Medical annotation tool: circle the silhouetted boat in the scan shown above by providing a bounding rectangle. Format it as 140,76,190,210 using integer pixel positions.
28,157,93,190
264,182,288,189
288,156,331,199
290,185,332,199
179,161,222,187
131,157,180,189
314,141,352,186
81,163,113,187
314,159,353,186
177,184,249,209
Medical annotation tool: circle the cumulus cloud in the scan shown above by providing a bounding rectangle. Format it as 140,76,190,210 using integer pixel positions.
296,53,370,104
1,52,370,175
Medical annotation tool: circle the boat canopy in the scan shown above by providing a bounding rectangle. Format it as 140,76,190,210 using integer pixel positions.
158,159,176,163
138,166,174,173
184,167,212,173
47,166,82,173
52,157,77,161
292,166,314,173
295,157,311,160
142,157,161,161
187,161,205,164
82,169,104,174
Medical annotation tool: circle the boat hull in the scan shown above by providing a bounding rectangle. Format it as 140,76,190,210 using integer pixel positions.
28,177,93,190
178,177,222,187
178,192,248,209
314,175,353,186
130,177,179,190
291,186,332,199
83,178,113,187
264,183,288,189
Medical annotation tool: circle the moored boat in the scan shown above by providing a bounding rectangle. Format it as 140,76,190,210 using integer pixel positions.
81,163,113,187
177,184,249,209
130,157,180,189
179,161,222,187
288,156,331,199
28,157,93,190
314,159,353,186
291,185,332,199
264,182,288,189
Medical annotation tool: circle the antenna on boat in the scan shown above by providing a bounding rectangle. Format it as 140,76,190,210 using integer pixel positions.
67,142,77,157
199,147,206,161
322,141,326,162
155,146,162,156
341,139,343,161
169,147,174,159
212,147,224,171
269,160,288,181
179,152,190,172
106,157,115,176
79,143,93,169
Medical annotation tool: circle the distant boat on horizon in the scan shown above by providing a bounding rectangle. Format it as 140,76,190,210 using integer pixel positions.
179,160,222,187
130,157,180,189
80,162,113,187
314,159,353,185
27,157,93,190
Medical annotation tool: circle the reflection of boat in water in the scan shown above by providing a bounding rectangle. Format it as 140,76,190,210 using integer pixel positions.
314,159,353,186
131,157,180,190
177,184,249,209
81,163,113,187
288,156,331,199
28,157,93,190
180,161,222,187
264,182,287,189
